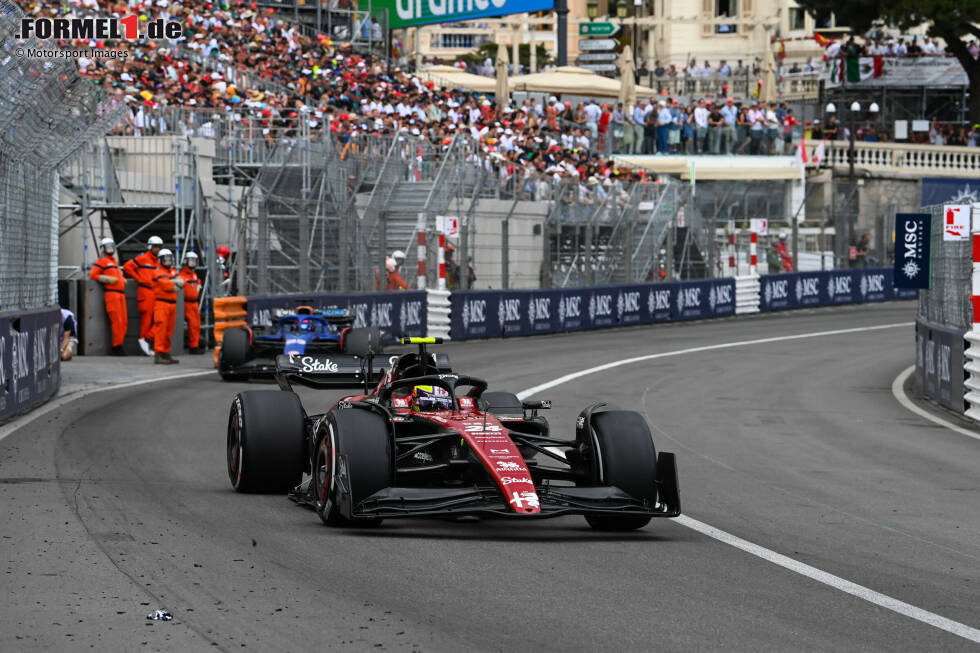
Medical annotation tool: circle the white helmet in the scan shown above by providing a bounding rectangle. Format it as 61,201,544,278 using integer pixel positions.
147,235,164,246
184,251,199,260
100,237,115,248
391,250,406,262
158,248,174,264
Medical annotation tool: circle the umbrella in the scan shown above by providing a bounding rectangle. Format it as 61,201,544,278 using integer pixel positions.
418,65,497,93
618,45,636,110
759,45,777,104
510,66,657,98
495,45,509,111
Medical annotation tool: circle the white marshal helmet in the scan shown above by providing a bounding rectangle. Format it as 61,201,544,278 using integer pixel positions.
157,248,174,263
391,250,406,262
184,251,199,260
147,235,164,246
100,237,115,248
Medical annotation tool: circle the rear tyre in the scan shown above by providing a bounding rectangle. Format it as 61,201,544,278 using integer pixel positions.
219,328,251,381
313,408,391,527
584,410,657,531
342,327,384,357
227,390,305,493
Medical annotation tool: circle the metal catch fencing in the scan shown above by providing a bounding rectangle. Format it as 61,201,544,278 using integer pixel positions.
917,204,972,330
0,0,123,312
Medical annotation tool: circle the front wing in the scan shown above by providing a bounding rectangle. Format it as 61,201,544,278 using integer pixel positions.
337,452,681,521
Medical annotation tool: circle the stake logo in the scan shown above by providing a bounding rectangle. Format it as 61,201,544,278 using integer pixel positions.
17,16,182,40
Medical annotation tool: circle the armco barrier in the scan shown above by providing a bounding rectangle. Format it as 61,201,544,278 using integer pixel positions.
915,318,966,412
759,268,919,312
450,279,736,340
0,307,62,423
244,291,427,340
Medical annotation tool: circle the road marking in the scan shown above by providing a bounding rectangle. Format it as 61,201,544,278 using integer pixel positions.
674,514,980,644
517,322,912,399
891,365,980,443
517,320,980,645
0,370,214,444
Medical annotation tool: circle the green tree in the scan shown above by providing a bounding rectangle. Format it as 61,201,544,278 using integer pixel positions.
796,0,980,122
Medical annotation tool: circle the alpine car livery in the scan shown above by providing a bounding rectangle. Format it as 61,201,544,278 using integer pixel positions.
218,305,384,383
226,338,680,530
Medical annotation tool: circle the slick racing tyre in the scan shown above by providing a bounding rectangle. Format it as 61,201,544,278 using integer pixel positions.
585,410,657,531
313,408,392,527
219,328,251,381
342,327,384,357
227,390,305,493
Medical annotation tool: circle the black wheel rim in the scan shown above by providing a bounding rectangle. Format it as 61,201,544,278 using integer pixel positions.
227,408,243,486
314,430,334,511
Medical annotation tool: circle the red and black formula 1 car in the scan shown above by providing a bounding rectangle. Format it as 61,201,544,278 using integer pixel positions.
226,338,680,530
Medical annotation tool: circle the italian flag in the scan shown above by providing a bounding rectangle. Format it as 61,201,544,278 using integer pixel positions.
831,56,884,83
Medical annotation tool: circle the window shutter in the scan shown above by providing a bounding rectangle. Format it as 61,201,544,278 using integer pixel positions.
702,0,714,36
741,0,753,17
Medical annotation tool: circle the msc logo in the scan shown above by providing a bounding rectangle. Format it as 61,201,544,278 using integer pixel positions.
589,293,613,320
796,277,820,301
558,295,581,325
371,302,393,328
713,284,733,305
677,287,701,311
827,275,851,298
528,296,551,323
498,298,521,326
400,300,423,329
771,280,788,300
648,289,671,313
461,298,485,329
618,291,640,316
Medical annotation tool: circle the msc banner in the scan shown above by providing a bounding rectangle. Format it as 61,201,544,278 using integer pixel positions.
245,292,427,340
915,318,965,412
760,268,917,312
894,213,931,289
450,279,735,340
0,307,62,423
374,0,555,29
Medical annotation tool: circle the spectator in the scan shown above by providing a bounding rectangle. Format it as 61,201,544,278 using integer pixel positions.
89,237,128,356
693,99,709,154
721,97,738,154
708,102,724,154
718,60,732,77
60,308,78,361
767,241,783,272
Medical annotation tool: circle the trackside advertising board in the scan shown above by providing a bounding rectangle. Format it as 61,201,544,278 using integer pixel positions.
759,268,917,312
915,319,965,412
373,0,554,29
245,292,427,341
451,279,736,340
0,307,61,423
894,213,931,289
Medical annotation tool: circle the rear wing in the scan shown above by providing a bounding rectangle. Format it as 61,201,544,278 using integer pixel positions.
274,353,385,390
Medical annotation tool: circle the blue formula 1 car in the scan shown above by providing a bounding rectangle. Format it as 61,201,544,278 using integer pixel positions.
218,306,385,384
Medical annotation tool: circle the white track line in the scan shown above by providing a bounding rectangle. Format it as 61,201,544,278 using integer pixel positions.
517,321,980,645
0,370,214,444
891,365,980,443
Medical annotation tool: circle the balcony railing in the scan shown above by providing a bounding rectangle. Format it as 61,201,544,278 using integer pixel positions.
808,140,980,177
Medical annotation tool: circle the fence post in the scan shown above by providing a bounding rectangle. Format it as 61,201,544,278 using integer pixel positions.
501,216,510,289
417,213,427,290
257,200,269,294
727,220,735,276
750,229,758,275
437,232,446,290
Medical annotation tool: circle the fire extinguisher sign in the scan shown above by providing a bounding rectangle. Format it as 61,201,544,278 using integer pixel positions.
942,204,970,241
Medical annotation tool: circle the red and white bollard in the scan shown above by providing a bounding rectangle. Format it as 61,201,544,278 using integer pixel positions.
437,232,446,291
727,220,736,276
416,228,426,290
749,230,758,276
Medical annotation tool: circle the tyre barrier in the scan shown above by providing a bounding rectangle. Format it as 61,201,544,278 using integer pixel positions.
0,307,61,423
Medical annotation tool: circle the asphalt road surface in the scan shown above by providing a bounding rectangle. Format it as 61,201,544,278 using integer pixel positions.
2,302,979,652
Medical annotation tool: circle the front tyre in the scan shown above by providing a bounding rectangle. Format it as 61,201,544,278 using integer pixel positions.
227,390,305,493
219,328,251,381
313,408,392,527
342,327,384,357
584,410,657,531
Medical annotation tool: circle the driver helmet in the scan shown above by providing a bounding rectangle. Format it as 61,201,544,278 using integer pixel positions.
410,385,452,412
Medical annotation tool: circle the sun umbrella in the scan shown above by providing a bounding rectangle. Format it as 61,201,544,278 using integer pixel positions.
618,45,636,110
495,44,510,111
